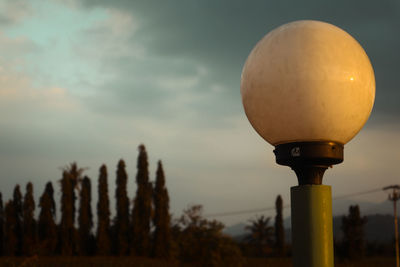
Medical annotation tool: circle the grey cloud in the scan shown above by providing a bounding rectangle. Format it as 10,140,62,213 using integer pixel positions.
78,0,400,122
0,0,33,26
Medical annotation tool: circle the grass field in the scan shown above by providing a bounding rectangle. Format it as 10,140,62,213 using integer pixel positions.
0,257,395,267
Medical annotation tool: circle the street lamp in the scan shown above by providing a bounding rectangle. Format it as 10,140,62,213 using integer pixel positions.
241,20,375,267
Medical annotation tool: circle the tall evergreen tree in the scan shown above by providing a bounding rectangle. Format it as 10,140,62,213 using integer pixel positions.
0,193,4,256
114,159,130,255
38,182,57,255
60,170,75,255
78,176,93,255
132,144,152,256
97,164,111,255
274,195,285,256
59,163,84,255
341,205,367,259
44,182,56,218
13,185,23,256
23,182,37,256
152,160,172,258
4,200,18,256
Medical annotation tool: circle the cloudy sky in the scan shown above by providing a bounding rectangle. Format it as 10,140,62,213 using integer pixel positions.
0,0,399,226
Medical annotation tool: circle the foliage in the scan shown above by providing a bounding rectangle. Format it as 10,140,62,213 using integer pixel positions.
114,159,130,255
340,205,367,259
38,182,57,255
0,193,4,256
132,144,153,256
4,200,18,256
96,164,111,255
12,185,23,256
244,215,274,257
274,195,285,256
59,163,85,255
22,182,37,256
78,176,94,255
152,160,172,258
173,205,244,266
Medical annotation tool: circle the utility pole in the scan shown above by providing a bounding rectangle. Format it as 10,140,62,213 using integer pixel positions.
384,185,400,267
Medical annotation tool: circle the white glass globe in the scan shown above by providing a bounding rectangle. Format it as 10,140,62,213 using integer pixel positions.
241,20,375,146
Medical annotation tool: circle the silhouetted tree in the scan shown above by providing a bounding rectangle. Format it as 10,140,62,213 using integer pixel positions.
4,200,17,256
245,215,274,257
274,195,285,256
174,205,244,266
114,159,130,255
59,163,84,255
59,171,75,255
152,160,172,258
23,182,37,255
132,144,152,256
78,176,93,255
341,205,367,259
13,185,23,256
38,182,57,255
96,164,111,255
44,181,56,218
0,193,4,256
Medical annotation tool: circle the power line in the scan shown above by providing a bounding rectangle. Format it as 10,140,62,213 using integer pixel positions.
204,186,384,218
332,187,383,200
204,204,290,218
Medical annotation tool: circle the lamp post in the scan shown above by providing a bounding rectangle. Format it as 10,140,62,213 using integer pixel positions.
241,20,375,267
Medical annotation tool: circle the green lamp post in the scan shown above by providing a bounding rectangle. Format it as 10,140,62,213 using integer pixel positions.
240,20,375,267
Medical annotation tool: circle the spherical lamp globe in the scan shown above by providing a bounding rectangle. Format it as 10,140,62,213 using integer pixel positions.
241,20,375,184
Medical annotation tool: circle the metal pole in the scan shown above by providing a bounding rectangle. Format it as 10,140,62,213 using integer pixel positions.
393,193,399,267
291,185,334,267
385,185,400,267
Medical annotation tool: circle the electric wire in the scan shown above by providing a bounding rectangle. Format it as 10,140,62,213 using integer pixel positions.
204,186,385,218
332,187,383,200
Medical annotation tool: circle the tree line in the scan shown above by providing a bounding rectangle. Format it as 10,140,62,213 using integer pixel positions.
0,144,172,258
0,142,288,265
335,204,396,260
240,201,391,261
0,142,381,265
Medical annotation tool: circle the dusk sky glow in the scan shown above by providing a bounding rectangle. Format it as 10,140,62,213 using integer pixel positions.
0,0,399,226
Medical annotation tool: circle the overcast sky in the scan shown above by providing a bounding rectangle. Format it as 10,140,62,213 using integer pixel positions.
0,0,399,226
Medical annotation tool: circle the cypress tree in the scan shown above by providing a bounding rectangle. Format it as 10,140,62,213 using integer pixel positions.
60,171,74,255
38,182,57,255
152,160,172,258
78,176,93,255
274,195,285,256
341,205,367,259
13,185,23,256
23,182,37,256
132,144,152,256
0,193,4,256
114,159,130,255
59,163,84,255
97,164,111,255
44,182,56,218
4,200,18,256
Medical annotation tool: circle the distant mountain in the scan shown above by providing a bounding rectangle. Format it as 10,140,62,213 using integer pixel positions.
224,222,247,237
224,214,398,244
333,214,397,243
